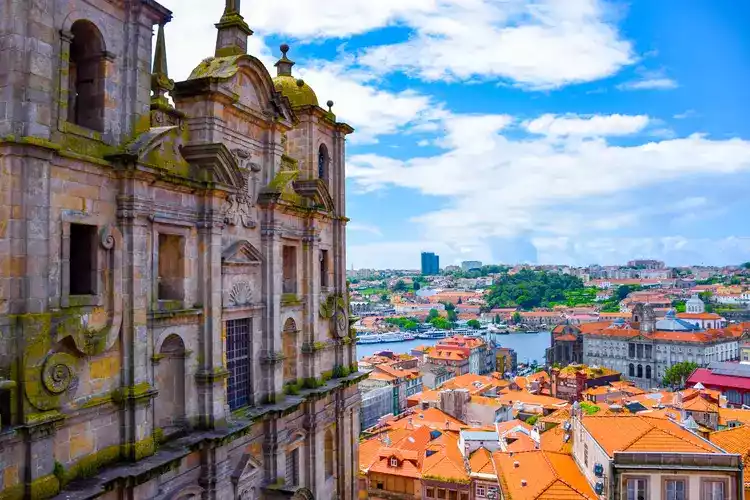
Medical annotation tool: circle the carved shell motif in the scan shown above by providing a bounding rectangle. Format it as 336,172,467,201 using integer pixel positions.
228,281,252,307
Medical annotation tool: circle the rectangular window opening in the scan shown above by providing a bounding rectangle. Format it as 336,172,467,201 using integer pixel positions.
283,245,297,294
69,223,96,295
226,318,250,410
320,249,329,288
158,233,184,301
286,448,299,486
0,390,12,429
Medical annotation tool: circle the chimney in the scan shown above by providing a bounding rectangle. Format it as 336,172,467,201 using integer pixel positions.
521,479,527,487
513,461,520,468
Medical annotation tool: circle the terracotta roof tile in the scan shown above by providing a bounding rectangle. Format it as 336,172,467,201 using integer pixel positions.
494,451,597,500
718,408,750,427
582,415,722,457
709,426,750,487
468,447,495,475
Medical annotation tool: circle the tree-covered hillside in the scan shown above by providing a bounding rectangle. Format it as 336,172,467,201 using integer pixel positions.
485,270,584,310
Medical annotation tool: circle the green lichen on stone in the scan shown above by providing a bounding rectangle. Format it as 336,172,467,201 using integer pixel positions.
78,393,113,409
153,427,165,445
187,55,244,80
321,370,333,383
284,380,302,395
272,75,319,108
332,365,350,379
0,474,61,500
349,363,359,374
111,382,154,404
281,293,301,306
121,436,156,462
55,445,120,487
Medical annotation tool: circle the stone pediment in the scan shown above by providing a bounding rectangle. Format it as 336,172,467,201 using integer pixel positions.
232,453,262,485
258,169,300,206
122,126,190,175
293,179,335,212
222,240,262,266
181,143,245,190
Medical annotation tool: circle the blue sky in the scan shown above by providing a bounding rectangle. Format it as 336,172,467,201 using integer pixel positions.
160,0,750,269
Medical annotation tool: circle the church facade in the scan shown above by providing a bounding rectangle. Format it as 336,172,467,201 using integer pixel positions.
0,1,361,499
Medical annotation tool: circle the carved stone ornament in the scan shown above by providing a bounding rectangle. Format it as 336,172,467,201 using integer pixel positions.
42,352,79,395
223,149,262,228
228,281,252,307
334,308,348,338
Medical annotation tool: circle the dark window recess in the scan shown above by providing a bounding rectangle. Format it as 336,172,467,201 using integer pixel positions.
286,448,299,486
68,20,106,131
226,318,250,410
320,250,329,288
282,245,297,294
70,223,96,295
158,233,184,300
0,390,12,428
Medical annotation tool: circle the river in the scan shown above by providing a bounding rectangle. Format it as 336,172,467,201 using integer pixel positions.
356,331,551,365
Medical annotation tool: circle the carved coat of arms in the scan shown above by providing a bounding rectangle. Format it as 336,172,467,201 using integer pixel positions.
223,149,262,228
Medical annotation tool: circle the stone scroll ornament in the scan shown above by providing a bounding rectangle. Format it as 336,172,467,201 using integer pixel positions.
320,294,348,338
223,149,261,228
25,225,122,411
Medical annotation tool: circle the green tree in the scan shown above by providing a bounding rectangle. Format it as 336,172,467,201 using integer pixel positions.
380,293,388,301
393,280,408,292
616,285,633,301
413,281,421,291
429,316,451,330
447,309,458,322
511,312,522,324
467,319,481,329
494,314,501,324
428,309,439,320
457,297,463,304
525,415,539,426
663,361,698,388
742,262,750,270
485,270,584,310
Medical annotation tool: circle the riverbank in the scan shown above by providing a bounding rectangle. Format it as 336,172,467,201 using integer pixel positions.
356,331,550,366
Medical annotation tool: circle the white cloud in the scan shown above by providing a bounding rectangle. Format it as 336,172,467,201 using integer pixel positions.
532,236,750,266
358,0,634,89
617,69,678,91
157,0,439,144
347,223,383,237
348,112,750,247
524,114,650,137
674,109,698,120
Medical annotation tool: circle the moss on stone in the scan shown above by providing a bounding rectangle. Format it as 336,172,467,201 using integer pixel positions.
0,474,61,500
272,75,319,108
57,445,120,487
111,382,154,405
121,436,156,462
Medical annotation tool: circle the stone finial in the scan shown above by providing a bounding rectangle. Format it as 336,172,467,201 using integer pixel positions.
327,100,334,112
215,0,253,57
151,23,174,103
275,44,295,77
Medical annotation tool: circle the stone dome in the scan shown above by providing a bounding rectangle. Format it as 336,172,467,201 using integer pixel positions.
272,75,319,108
272,44,319,108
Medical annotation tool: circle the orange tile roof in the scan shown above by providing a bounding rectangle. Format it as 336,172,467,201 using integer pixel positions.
385,407,465,431
498,391,567,410
421,431,470,482
555,334,577,341
582,415,722,457
468,447,496,475
709,426,750,487
506,433,538,452
676,312,724,320
540,407,571,425
428,349,468,361
681,396,719,413
494,451,597,500
718,408,750,427
540,426,573,454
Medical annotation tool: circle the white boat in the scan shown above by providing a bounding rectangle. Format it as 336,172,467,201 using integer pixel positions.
378,332,405,343
356,334,382,344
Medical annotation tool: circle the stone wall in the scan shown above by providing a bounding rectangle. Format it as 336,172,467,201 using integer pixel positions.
0,0,361,498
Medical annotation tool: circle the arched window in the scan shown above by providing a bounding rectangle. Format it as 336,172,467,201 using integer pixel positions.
628,364,634,377
637,364,643,378
318,144,329,180
324,429,334,478
645,365,652,380
154,334,186,430
68,20,106,131
282,318,298,384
